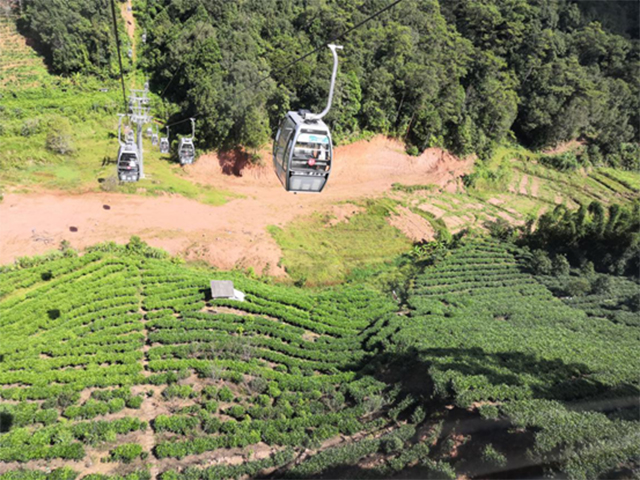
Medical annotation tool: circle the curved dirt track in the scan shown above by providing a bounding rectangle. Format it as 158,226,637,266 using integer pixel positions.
0,137,472,275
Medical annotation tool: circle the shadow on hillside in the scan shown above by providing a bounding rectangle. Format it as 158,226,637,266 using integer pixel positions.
324,346,640,479
218,149,251,177
360,346,639,407
13,18,56,76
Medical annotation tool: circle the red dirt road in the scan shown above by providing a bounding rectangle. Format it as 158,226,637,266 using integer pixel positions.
0,137,472,275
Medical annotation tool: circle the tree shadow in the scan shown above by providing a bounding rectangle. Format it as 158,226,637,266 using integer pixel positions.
14,19,56,76
47,309,61,320
41,271,53,281
361,346,630,404
218,149,251,177
341,346,640,479
0,412,13,433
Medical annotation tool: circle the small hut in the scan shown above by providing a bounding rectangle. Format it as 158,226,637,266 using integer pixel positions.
210,280,245,302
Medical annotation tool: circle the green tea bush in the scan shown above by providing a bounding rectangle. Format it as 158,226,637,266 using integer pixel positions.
217,386,234,402
482,444,507,468
162,384,194,399
107,443,144,464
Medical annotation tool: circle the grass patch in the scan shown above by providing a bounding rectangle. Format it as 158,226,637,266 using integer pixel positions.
391,183,436,193
598,168,640,193
269,199,412,285
0,79,235,204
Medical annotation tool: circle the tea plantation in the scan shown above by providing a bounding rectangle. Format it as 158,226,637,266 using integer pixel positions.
0,239,638,479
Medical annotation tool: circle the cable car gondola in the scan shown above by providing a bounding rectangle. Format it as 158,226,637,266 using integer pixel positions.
116,115,140,182
178,118,196,165
151,125,159,146
117,142,140,182
160,126,170,154
273,44,342,193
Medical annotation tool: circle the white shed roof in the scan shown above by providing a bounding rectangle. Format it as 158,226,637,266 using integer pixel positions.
210,280,235,298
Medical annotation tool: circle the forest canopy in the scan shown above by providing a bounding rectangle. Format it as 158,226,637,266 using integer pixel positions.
19,0,640,166
19,0,132,77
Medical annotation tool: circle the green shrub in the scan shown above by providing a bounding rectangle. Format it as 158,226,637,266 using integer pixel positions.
202,416,221,434
226,405,246,420
125,396,143,409
108,398,126,413
539,152,580,171
564,278,591,297
421,459,456,479
0,467,78,480
381,435,404,454
530,249,553,275
628,293,640,312
217,386,234,402
256,394,270,407
591,276,613,295
482,444,507,468
20,119,42,137
267,383,282,398
406,145,420,156
154,415,199,435
201,386,218,399
410,406,425,424
108,443,143,463
552,254,571,276
162,384,193,399
248,377,268,394
45,118,74,155
478,404,500,420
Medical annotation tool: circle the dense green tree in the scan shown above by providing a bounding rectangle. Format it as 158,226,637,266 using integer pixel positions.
16,0,638,162
523,201,640,277
20,0,130,76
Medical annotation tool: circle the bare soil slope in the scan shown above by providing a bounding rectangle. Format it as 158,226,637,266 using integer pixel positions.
0,137,472,274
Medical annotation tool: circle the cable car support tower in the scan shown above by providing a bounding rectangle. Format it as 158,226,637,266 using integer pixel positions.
127,85,151,179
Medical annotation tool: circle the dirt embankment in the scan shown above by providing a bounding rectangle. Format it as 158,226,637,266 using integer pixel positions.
0,136,473,274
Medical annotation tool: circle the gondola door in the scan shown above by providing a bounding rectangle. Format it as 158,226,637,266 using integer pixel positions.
273,116,296,188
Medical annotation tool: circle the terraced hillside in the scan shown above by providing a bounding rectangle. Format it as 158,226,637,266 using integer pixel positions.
0,242,400,478
0,239,638,479
392,147,640,237
369,240,640,479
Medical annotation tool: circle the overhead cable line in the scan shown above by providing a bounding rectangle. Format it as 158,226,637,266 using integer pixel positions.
164,0,406,129
109,0,128,112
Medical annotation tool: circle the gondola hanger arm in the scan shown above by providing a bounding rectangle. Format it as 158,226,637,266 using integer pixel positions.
304,45,343,122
